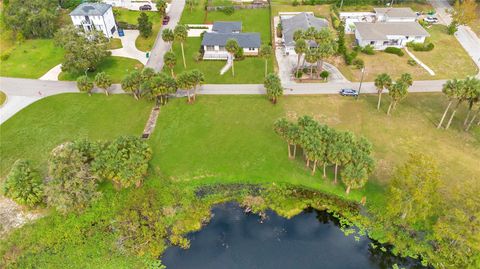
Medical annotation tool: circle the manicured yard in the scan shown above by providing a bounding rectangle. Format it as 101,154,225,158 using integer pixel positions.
0,94,152,176
270,3,332,19
0,39,64,79
107,38,123,50
180,0,207,24
413,25,478,79
113,8,163,52
58,56,143,83
166,37,273,83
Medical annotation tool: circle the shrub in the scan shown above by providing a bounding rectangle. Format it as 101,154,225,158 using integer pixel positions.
276,23,283,38
235,47,244,60
384,47,404,56
92,136,152,189
295,70,303,78
408,42,434,51
361,45,375,55
447,22,458,35
0,51,11,61
353,58,364,69
407,59,417,66
344,51,357,65
292,0,299,6
117,21,138,30
320,70,329,80
3,159,43,207
221,6,234,15
45,140,100,214
193,51,202,62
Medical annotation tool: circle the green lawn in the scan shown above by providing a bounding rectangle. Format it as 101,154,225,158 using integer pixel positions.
58,56,143,83
180,0,207,24
413,25,479,79
107,38,123,50
0,39,64,79
0,94,152,176
114,8,163,52
166,37,273,84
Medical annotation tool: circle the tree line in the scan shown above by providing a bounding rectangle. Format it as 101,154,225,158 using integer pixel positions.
274,116,375,194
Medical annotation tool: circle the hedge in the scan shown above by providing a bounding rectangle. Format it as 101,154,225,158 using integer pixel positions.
384,47,404,56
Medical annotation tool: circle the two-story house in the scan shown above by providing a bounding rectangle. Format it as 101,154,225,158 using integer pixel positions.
70,3,117,38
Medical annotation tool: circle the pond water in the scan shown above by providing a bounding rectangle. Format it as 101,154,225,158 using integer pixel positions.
162,203,424,269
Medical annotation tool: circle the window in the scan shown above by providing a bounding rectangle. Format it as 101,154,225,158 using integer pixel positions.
206,45,215,51
249,48,256,50
219,46,226,51
370,41,375,45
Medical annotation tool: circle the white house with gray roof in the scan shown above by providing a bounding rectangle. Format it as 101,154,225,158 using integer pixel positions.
341,7,418,33
354,21,429,50
70,3,117,38
280,12,329,55
201,22,261,60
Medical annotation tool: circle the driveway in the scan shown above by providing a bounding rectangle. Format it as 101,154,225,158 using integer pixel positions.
146,0,186,71
110,30,148,65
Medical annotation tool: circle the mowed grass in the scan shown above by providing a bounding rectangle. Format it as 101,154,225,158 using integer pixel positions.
150,94,480,203
107,38,123,50
0,94,152,176
413,25,478,79
180,0,207,24
58,56,143,83
0,39,64,79
166,37,273,83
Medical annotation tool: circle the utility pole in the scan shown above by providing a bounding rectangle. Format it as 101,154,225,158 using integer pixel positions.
340,0,344,9
356,67,365,100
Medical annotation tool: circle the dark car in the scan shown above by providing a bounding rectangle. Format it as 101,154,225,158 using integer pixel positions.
139,4,152,11
339,88,358,97
162,16,170,25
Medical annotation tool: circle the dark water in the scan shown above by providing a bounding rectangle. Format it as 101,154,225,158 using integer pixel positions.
162,203,424,269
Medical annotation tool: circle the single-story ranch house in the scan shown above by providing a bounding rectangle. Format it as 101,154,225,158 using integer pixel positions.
201,22,261,60
354,21,429,50
280,12,329,55
341,7,418,33
70,3,117,38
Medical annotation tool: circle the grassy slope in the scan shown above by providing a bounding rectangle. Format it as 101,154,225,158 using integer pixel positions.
58,56,143,83
0,39,64,79
0,94,152,176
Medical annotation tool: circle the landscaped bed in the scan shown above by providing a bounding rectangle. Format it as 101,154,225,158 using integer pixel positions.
58,56,143,83
0,91,6,106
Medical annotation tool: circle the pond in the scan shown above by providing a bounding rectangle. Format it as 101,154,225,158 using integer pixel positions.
162,203,424,269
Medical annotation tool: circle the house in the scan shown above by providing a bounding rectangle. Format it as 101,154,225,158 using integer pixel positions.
70,3,117,38
201,22,261,60
280,12,329,55
102,0,170,12
340,7,418,33
354,22,429,50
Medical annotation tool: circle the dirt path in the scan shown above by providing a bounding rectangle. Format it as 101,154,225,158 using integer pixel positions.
0,196,43,239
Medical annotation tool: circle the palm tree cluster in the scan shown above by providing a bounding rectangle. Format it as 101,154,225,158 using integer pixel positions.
293,27,337,79
374,72,412,115
264,73,283,104
121,68,204,105
76,72,112,96
438,77,480,131
274,116,375,194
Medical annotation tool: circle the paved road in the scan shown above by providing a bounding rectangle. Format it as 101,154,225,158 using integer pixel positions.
145,0,186,71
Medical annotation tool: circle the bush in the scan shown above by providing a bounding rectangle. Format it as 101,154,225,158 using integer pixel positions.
384,47,404,56
235,48,244,60
45,140,101,214
295,70,303,78
361,45,375,55
221,6,234,15
407,59,417,66
3,159,43,207
344,51,358,65
320,70,329,80
276,23,283,38
408,42,434,52
193,51,202,62
292,0,299,6
117,21,138,30
447,22,458,35
1,51,11,61
92,136,152,189
353,58,364,69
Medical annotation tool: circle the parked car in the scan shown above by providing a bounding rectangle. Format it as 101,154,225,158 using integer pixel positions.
424,16,439,23
139,4,152,11
162,16,170,25
339,88,359,97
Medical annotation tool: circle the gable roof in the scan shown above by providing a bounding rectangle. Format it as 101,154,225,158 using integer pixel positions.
201,32,261,48
281,13,329,46
70,3,112,16
354,22,429,40
212,22,242,33
374,7,417,18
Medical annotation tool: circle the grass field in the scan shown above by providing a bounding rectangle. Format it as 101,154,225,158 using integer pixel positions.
58,56,143,83
180,0,207,24
0,39,64,79
166,37,273,83
0,94,152,176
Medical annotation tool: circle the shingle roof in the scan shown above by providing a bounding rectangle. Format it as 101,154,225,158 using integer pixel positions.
70,3,111,16
201,32,261,48
281,13,329,46
354,22,429,40
212,22,242,33
374,7,417,18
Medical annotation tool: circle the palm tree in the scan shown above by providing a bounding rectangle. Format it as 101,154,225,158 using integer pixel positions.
305,48,318,79
274,118,291,157
155,0,167,16
264,73,283,104
445,79,468,129
387,81,408,115
225,39,240,77
94,72,112,96
189,69,205,102
374,73,392,110
77,75,93,96
294,39,307,78
151,73,177,106
314,28,337,76
399,73,413,86
341,163,368,194
462,77,480,127
177,71,192,103
164,51,177,77
259,44,272,77
438,79,461,128
174,25,188,69
162,29,174,51
121,70,142,100
293,30,304,42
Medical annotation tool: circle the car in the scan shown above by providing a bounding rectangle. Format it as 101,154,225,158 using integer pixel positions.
162,16,170,25
339,88,359,97
424,16,439,23
139,4,152,11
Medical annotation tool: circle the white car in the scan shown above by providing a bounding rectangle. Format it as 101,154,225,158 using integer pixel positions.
424,16,439,23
